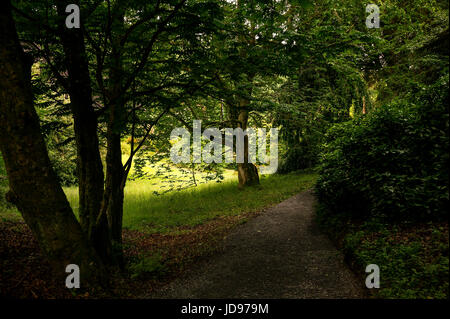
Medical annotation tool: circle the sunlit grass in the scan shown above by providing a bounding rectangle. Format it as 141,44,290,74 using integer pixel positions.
63,168,238,218
65,171,317,233
3,170,317,234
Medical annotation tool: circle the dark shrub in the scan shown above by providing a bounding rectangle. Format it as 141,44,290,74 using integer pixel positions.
316,75,449,222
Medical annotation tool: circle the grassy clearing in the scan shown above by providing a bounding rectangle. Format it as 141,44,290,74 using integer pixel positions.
78,171,317,233
2,171,317,234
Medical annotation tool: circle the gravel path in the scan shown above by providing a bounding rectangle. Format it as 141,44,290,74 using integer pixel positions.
149,190,367,298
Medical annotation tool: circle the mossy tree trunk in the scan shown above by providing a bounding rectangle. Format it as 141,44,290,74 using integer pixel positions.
236,91,260,188
0,0,105,284
56,0,112,265
100,2,126,267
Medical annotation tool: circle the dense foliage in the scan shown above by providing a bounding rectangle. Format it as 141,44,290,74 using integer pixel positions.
316,74,449,222
313,0,449,298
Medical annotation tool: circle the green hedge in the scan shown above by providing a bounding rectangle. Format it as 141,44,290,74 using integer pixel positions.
316,75,449,222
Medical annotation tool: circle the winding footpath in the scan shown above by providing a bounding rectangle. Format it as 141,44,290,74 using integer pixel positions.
150,190,366,298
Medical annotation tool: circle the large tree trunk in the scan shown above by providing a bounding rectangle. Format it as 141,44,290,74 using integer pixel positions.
101,117,125,267
100,3,126,267
0,0,104,284
232,70,259,188
234,7,259,188
236,94,260,188
56,0,112,264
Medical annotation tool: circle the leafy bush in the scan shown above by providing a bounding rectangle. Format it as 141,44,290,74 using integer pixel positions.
345,223,449,299
316,74,449,222
47,140,78,187
129,254,166,279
